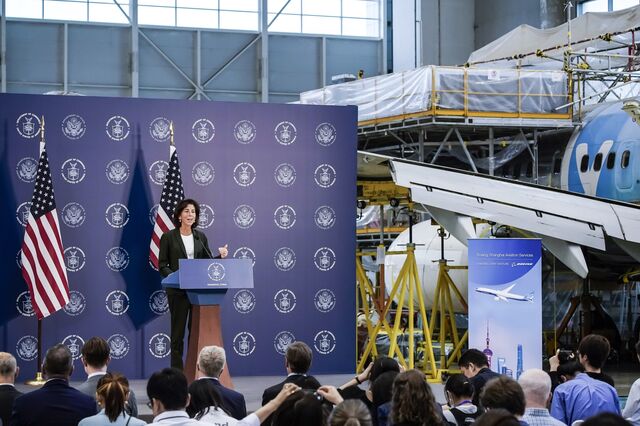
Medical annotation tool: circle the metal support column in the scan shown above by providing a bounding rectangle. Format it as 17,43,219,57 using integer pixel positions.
129,0,139,97
63,23,68,92
196,30,201,101
533,130,539,184
259,0,269,103
489,128,495,176
1,0,6,93
418,129,425,162
321,37,327,87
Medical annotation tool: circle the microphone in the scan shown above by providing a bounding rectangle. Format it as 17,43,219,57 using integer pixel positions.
193,232,215,259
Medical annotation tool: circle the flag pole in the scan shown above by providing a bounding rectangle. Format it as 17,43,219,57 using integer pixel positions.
26,116,46,386
170,121,174,146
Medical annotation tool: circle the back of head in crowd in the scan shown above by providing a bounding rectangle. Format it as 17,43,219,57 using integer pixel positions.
186,378,225,419
391,369,443,426
458,349,489,373
583,413,632,425
147,368,189,411
557,360,584,382
43,344,73,378
445,373,475,405
96,372,130,422
329,399,372,426
518,369,551,407
578,334,610,369
271,390,326,426
198,345,225,378
480,376,526,416
369,356,400,383
0,352,18,380
286,342,313,374
473,409,522,426
81,336,110,368
371,370,399,407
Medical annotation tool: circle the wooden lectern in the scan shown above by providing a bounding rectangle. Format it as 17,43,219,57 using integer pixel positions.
161,259,254,387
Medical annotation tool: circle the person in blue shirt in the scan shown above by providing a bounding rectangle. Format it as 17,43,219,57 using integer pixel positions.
550,334,621,425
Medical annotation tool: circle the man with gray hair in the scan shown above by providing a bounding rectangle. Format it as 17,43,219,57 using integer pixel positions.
519,369,566,425
0,352,21,426
196,345,246,420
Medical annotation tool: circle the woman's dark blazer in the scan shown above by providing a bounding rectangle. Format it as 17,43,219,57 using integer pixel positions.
158,228,213,278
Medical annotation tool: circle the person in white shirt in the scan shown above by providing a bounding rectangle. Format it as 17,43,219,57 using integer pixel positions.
147,368,209,426
623,341,640,426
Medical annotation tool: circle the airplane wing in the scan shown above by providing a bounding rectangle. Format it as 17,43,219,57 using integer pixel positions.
502,284,517,293
497,295,509,302
380,153,640,278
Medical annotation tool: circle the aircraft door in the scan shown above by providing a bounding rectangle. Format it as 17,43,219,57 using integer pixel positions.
616,141,634,190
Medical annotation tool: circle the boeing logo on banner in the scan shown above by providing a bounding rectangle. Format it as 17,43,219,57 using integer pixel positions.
274,331,295,355
314,247,336,271
234,120,256,144
274,289,296,313
233,290,256,314
208,262,226,282
65,246,86,272
16,157,38,183
105,290,130,315
149,117,171,142
149,204,159,225
315,122,337,146
15,202,31,227
234,204,256,229
192,118,215,143
16,291,35,317
314,164,337,188
275,121,297,145
107,334,130,359
16,336,38,361
314,206,336,230
106,247,129,271
62,114,86,140
149,290,169,315
233,332,256,357
234,162,256,187
106,159,130,185
64,290,86,316
198,204,215,228
233,247,256,266
314,330,336,355
61,159,87,184
192,161,215,186
16,113,41,139
106,115,130,141
274,247,296,272
62,202,86,228
274,163,296,188
105,203,130,228
149,161,169,186
62,335,85,360
274,205,296,230
149,333,170,358
314,289,336,313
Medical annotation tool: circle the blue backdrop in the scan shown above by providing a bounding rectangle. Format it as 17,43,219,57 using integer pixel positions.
0,93,356,379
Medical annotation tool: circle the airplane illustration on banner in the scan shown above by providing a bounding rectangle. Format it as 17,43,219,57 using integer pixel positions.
475,284,534,302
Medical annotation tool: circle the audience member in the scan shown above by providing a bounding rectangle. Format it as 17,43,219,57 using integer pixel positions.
147,367,207,425
550,335,620,425
582,413,632,426
371,370,399,425
518,369,565,426
196,346,247,420
270,390,327,426
622,341,640,426
78,373,146,426
10,344,97,426
458,349,500,406
187,377,298,425
389,369,444,426
479,376,526,424
548,349,581,392
0,353,21,426
329,399,372,426
473,409,522,426
76,337,138,417
442,373,482,425
577,334,615,386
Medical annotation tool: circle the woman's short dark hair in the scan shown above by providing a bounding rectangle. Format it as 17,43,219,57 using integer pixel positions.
370,356,400,383
445,373,475,399
173,199,200,228
186,378,225,419
271,391,327,426
96,372,130,422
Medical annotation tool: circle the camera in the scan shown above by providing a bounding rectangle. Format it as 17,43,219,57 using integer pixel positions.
557,349,576,364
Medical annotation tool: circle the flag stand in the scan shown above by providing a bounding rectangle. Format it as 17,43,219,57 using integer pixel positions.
25,319,45,386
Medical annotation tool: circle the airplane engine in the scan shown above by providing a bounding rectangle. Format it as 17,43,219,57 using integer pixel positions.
384,221,469,312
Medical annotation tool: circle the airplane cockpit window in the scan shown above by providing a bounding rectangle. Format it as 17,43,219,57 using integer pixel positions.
594,153,603,172
622,150,631,169
607,152,616,169
580,154,589,172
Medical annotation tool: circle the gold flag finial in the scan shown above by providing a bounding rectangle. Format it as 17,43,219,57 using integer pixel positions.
41,115,46,144
170,121,174,146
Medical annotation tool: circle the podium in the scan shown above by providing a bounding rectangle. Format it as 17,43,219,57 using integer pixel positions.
161,259,254,386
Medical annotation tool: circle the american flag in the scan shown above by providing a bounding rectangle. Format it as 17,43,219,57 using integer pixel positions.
21,143,70,319
149,144,185,269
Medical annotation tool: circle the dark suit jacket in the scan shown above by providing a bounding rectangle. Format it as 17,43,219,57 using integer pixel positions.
75,373,138,417
261,374,321,426
0,385,22,426
204,378,246,420
159,228,215,278
10,378,97,426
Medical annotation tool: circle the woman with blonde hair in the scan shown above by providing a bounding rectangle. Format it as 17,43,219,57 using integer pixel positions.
79,373,146,425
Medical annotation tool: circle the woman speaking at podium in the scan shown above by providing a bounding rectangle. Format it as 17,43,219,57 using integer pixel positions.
158,198,228,370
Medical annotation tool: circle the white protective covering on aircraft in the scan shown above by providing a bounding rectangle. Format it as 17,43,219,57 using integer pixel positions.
384,221,469,312
468,5,640,67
